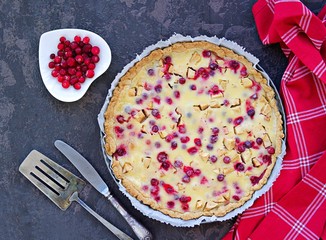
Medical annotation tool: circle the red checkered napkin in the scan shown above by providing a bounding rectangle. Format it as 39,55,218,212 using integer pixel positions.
223,1,326,239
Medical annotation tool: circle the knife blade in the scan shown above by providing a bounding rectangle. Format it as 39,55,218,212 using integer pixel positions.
54,140,110,197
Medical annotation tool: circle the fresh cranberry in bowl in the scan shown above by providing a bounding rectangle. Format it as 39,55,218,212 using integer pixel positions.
39,28,111,102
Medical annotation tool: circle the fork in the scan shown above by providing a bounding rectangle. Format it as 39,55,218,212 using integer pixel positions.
19,150,133,240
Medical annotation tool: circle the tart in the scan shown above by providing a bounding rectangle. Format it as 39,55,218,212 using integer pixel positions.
104,41,283,220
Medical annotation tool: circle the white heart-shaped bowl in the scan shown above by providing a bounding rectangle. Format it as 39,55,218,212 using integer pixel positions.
39,29,111,102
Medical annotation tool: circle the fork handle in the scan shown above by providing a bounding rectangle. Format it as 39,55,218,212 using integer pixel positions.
75,197,133,240
107,194,153,240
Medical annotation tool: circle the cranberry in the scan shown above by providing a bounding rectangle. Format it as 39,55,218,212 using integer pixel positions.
150,178,159,186
136,98,143,105
171,161,182,169
244,141,252,148
153,97,161,104
83,36,90,44
194,169,201,176
166,97,173,104
70,41,78,49
247,108,255,118
206,144,213,151
179,195,191,203
165,134,174,143
217,174,225,182
171,141,178,150
235,163,245,171
57,76,64,82
54,56,62,63
74,35,81,42
167,201,175,208
116,115,124,124
232,195,240,201
151,109,160,118
67,57,76,67
163,183,175,194
178,124,186,134
64,40,70,46
223,156,231,164
48,62,55,69
163,56,172,64
91,46,100,55
200,176,208,184
237,144,246,153
202,50,211,58
152,125,159,133
73,82,81,90
75,47,82,54
174,90,180,99
194,138,202,147
59,69,66,76
185,168,194,177
212,127,219,135
179,77,186,84
233,116,244,126
115,146,127,157
210,155,217,163
209,62,218,70
198,127,204,134
57,43,65,50
114,126,124,135
209,85,222,96
187,146,198,155
62,80,70,88
51,70,59,77
150,186,159,195
263,155,271,164
154,84,162,93
50,53,55,59
256,137,263,145
228,60,240,71
163,73,171,80
157,152,168,162
59,36,66,43
190,84,197,91
179,136,189,144
182,175,191,183
91,55,100,63
240,66,248,77
161,161,170,170
147,68,154,76
267,147,275,154
181,203,189,211
75,55,84,63
210,135,218,144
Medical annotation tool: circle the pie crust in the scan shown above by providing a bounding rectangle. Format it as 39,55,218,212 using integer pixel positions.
104,41,284,220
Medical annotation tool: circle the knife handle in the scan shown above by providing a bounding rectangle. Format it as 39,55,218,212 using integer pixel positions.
107,194,153,240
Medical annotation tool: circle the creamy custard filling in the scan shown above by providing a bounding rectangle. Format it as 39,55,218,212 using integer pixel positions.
105,42,283,219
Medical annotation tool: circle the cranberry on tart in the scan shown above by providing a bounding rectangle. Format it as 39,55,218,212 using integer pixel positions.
104,41,283,220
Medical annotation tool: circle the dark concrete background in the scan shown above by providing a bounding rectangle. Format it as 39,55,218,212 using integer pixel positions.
0,0,324,239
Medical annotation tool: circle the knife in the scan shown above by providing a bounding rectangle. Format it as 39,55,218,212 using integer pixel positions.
54,140,153,240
